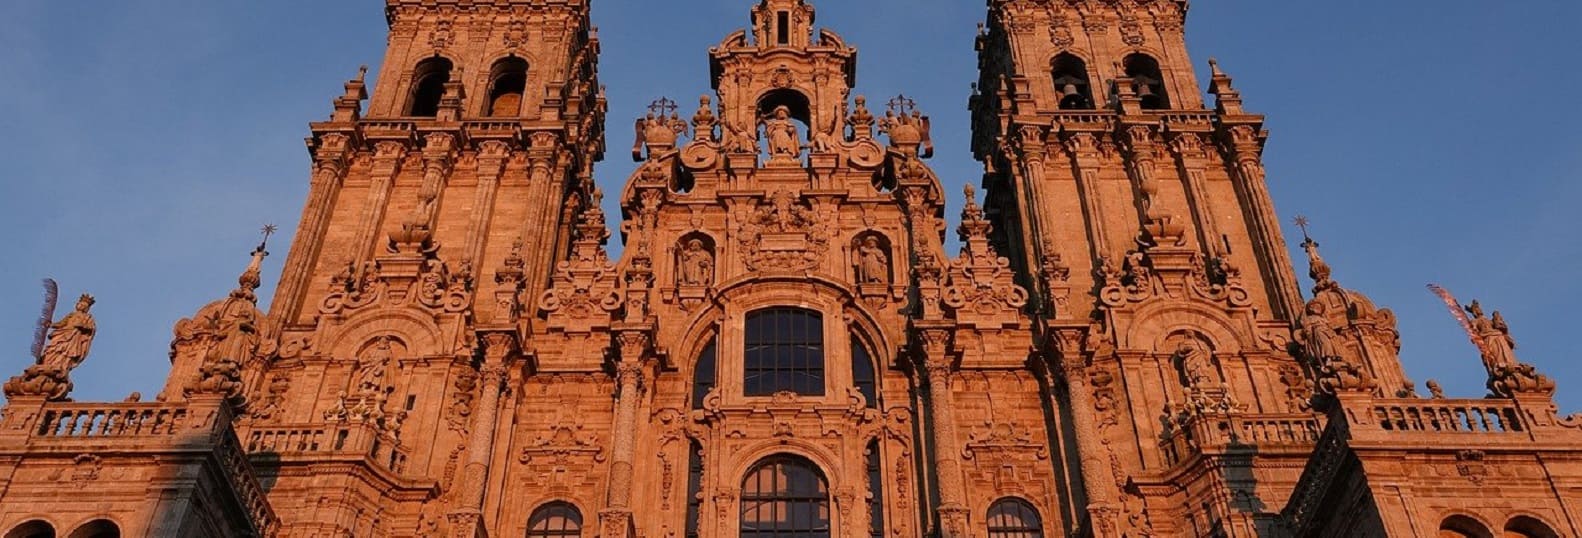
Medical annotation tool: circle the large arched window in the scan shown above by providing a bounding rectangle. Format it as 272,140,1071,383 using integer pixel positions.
692,339,718,410
851,335,878,408
1051,53,1094,110
407,57,454,117
487,57,529,117
527,502,583,538
740,456,830,538
67,521,119,538
4,521,54,538
1123,53,1169,110
987,498,1043,538
1439,515,1494,538
744,308,825,396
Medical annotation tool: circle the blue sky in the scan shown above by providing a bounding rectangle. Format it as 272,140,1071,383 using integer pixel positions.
0,1,1578,412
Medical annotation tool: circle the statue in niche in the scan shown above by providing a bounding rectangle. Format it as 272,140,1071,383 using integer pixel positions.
855,237,890,284
354,336,396,398
1176,339,1215,388
761,105,802,159
1296,300,1342,363
678,239,714,288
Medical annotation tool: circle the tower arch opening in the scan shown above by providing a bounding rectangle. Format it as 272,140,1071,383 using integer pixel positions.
66,520,119,538
4,521,54,538
757,88,813,128
407,57,454,117
1123,53,1169,110
487,57,529,117
1439,515,1494,538
1052,53,1094,110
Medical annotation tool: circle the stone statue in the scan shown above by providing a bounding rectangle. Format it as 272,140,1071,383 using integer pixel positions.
4,294,97,401
355,337,395,397
1296,300,1342,362
678,239,714,287
1177,340,1215,388
855,237,889,284
1465,301,1516,371
39,294,97,373
761,105,801,159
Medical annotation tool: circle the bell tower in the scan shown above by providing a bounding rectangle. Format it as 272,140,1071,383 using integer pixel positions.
969,1,1384,536
243,0,606,535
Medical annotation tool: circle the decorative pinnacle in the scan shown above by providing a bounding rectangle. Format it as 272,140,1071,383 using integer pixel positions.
356,65,369,82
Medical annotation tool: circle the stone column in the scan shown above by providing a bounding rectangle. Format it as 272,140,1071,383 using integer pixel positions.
1051,346,1120,537
352,141,408,263
463,141,512,269
1168,133,1222,253
269,134,351,323
918,328,969,538
1223,125,1302,320
1063,133,1111,259
601,331,650,538
450,332,515,538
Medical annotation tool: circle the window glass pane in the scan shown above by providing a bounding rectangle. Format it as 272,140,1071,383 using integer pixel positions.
527,503,582,538
741,457,829,538
987,499,1042,538
743,308,824,396
692,340,717,410
851,336,878,408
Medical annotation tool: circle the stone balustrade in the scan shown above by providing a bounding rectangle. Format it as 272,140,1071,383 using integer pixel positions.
243,422,410,475
1362,400,1525,435
32,402,195,438
1161,412,1323,467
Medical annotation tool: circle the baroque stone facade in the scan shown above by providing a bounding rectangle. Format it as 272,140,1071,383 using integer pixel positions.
2,1,1579,537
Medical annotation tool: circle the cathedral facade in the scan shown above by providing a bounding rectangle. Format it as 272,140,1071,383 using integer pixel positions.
2,1,1580,537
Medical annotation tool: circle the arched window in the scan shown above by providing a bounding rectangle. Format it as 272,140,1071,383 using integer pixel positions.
527,502,583,538
67,521,119,538
1123,54,1169,110
4,521,54,538
487,57,529,117
408,57,454,117
684,441,705,538
865,441,884,538
1439,515,1494,538
692,339,718,410
1503,517,1559,538
744,308,825,396
1051,54,1093,110
851,335,878,408
740,456,829,538
987,498,1043,538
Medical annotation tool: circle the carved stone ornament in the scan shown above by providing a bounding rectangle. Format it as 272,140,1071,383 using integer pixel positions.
943,185,1029,318
737,190,830,273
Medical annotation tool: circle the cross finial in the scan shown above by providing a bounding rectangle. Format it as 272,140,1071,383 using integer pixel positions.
886,94,917,115
648,97,679,118
258,224,279,253
1293,215,1313,242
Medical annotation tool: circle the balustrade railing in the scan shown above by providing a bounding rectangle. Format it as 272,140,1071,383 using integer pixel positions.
1161,412,1323,467
34,403,193,438
1363,400,1526,434
244,422,409,475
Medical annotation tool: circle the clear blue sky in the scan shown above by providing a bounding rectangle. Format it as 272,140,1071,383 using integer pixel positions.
1,1,1578,412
